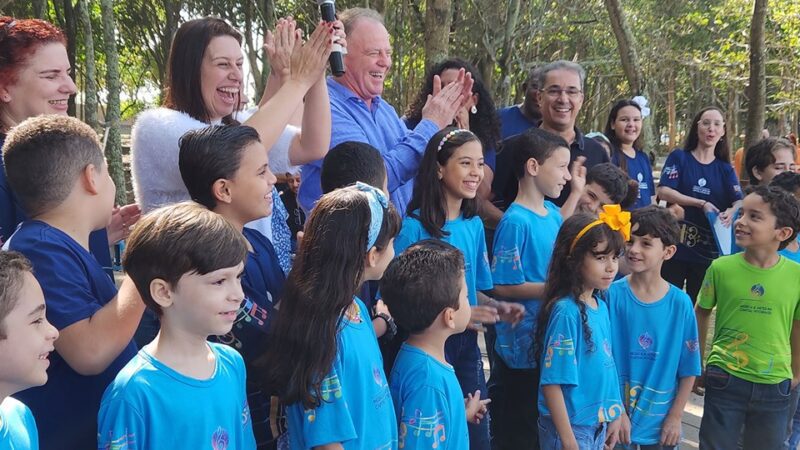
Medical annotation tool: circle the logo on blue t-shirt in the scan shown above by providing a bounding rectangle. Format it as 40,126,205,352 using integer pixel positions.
637,173,644,182
686,339,700,352
751,284,765,297
638,332,653,350
693,177,711,195
211,427,229,450
663,165,679,179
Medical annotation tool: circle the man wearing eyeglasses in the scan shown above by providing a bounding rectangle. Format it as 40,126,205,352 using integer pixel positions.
536,60,610,206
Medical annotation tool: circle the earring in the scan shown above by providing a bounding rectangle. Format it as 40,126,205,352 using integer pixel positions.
470,105,478,114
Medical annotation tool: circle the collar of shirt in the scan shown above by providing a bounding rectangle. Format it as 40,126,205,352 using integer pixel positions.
327,76,383,112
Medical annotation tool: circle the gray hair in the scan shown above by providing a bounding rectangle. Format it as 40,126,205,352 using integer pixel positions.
339,8,384,36
538,60,586,90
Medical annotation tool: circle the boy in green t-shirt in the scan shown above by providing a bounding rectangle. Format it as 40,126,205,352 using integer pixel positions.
695,184,800,450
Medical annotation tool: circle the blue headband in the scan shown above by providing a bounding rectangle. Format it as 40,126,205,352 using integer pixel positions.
356,182,388,250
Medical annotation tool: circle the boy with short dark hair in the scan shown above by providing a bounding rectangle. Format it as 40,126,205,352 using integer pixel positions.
771,171,800,263
98,202,256,449
696,185,800,449
0,251,59,450
2,115,143,449
381,240,489,450
607,206,701,449
320,141,388,195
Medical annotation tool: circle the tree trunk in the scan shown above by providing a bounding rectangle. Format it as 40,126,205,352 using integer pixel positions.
56,0,78,117
495,0,522,105
667,72,676,149
99,0,126,205
603,0,655,153
33,0,48,18
77,0,98,130
743,0,768,183
424,0,451,70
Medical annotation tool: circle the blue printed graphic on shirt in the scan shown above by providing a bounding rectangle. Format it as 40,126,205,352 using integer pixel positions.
286,298,397,449
538,297,623,427
612,149,655,209
607,278,702,445
491,201,562,368
0,397,39,450
395,212,492,306
659,150,742,262
98,343,256,450
390,343,468,450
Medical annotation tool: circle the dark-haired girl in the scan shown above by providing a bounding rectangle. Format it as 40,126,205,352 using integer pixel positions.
263,184,401,449
604,100,655,209
656,106,743,303
535,209,628,450
395,127,520,450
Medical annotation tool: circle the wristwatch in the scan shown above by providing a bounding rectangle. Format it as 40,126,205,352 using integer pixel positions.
374,312,397,340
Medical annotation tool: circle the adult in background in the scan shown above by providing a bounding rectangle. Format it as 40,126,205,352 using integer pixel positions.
0,17,138,268
298,7,472,216
404,58,504,227
604,98,655,209
494,61,609,209
657,106,742,302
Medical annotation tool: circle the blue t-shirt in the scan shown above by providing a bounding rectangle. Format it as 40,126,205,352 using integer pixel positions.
607,278,702,445
0,398,38,450
538,297,623,427
491,201,562,368
659,149,743,262
389,343,468,450
286,298,397,449
780,241,800,264
497,106,538,139
394,212,493,306
98,343,256,449
611,148,655,209
6,221,137,450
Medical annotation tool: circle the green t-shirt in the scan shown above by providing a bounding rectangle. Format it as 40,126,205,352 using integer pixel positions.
697,253,800,384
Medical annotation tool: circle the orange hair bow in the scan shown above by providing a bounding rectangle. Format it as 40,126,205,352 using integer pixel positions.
569,204,631,253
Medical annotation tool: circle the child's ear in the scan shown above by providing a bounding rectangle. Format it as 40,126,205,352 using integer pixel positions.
776,225,794,245
526,157,540,176
149,278,174,309
437,163,444,180
662,244,677,261
212,179,233,205
442,307,457,330
365,246,379,268
752,168,764,182
80,163,101,195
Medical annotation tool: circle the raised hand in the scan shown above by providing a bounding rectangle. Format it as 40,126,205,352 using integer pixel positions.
264,17,298,80
289,22,334,89
422,69,470,129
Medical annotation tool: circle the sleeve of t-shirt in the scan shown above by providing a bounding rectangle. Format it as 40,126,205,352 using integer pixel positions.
475,222,494,292
677,292,703,377
297,352,358,447
658,150,682,190
97,398,147,450
539,305,580,387
491,220,527,286
17,240,114,330
398,385,452,449
268,125,301,175
723,163,744,203
394,218,423,256
696,262,717,310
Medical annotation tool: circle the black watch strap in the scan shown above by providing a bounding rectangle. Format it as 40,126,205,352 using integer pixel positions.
375,312,397,339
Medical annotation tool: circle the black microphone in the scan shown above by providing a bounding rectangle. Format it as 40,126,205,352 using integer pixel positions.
318,0,345,76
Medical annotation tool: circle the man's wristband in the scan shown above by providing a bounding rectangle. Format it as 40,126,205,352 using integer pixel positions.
375,312,397,340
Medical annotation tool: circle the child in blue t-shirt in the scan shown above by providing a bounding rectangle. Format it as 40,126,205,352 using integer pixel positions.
263,184,401,449
535,209,629,450
0,252,60,450
395,127,524,450
2,115,143,450
604,99,656,209
607,206,701,449
98,202,256,449
562,162,639,218
488,128,571,449
382,240,490,450
178,125,286,448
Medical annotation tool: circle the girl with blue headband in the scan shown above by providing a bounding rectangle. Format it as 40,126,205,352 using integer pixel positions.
261,183,401,449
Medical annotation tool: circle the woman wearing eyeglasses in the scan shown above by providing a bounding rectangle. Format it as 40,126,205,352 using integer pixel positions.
656,106,743,303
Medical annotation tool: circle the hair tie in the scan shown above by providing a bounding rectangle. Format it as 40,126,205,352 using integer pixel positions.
570,204,631,253
437,129,470,152
632,96,651,118
355,182,388,250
